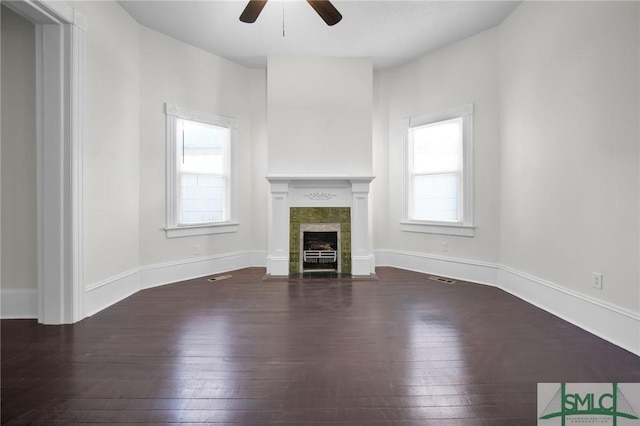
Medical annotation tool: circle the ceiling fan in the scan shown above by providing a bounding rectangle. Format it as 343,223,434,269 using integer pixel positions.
240,0,343,26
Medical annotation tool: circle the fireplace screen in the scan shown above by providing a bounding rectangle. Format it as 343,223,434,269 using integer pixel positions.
302,230,339,272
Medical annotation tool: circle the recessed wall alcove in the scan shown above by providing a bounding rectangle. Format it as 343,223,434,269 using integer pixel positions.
266,176,374,277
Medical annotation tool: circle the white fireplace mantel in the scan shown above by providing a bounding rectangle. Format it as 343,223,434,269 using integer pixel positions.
266,175,375,276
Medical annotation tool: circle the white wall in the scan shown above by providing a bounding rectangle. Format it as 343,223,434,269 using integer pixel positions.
371,72,390,252
69,1,142,287
250,71,269,253
499,1,639,313
1,6,37,292
267,57,373,176
138,27,265,266
374,29,502,265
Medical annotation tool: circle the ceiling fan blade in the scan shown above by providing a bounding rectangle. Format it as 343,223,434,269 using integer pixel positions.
306,0,342,26
240,0,268,23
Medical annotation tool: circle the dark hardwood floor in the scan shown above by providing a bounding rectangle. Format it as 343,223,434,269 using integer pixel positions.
2,267,639,425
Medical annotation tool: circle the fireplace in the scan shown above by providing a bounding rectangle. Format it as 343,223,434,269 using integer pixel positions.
266,175,375,277
301,224,339,273
289,207,350,274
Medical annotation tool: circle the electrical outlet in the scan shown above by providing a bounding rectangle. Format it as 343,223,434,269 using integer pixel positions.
441,242,449,253
592,272,603,290
194,245,201,255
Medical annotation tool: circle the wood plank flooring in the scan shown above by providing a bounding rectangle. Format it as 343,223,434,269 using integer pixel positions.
2,267,639,425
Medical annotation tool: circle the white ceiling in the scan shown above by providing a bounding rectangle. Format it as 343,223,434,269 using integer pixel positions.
119,0,521,70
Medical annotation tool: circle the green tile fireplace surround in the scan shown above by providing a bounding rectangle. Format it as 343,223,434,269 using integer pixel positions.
289,207,351,274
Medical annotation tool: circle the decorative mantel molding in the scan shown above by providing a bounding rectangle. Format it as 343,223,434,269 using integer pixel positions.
304,192,337,201
265,175,375,276
265,175,375,185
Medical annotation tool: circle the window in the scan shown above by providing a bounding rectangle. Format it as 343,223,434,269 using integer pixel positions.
402,104,474,237
165,103,238,238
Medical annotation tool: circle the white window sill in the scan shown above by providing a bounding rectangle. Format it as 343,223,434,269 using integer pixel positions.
165,222,239,238
400,221,475,237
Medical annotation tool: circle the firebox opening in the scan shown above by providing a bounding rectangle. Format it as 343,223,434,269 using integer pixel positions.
303,231,338,272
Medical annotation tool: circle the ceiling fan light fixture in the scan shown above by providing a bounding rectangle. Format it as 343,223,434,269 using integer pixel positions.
239,0,342,26
239,0,268,24
307,0,342,26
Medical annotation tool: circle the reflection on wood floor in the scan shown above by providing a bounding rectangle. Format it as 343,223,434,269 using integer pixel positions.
2,267,638,425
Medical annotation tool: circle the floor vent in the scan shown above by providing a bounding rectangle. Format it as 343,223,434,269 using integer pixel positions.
208,275,232,282
428,276,456,284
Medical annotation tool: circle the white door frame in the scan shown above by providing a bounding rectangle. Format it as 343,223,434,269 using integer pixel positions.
4,0,86,323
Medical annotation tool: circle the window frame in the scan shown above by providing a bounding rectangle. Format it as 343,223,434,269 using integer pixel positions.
401,103,475,237
164,103,238,238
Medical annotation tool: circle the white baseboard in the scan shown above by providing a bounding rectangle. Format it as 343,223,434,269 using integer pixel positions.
0,289,38,319
352,254,376,276
375,249,640,356
83,250,259,319
140,250,256,289
14,247,638,356
374,249,499,286
85,268,141,317
266,255,289,276
498,266,640,356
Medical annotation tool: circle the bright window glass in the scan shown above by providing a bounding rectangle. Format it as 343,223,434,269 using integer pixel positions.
165,103,237,238
402,104,474,236
176,119,229,225
410,118,463,222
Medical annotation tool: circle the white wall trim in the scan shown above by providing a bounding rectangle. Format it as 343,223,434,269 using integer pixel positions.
402,104,475,233
84,269,140,318
400,222,476,237
70,11,87,323
82,251,259,318
374,249,499,286
164,102,238,235
7,0,87,324
18,246,637,356
3,0,74,25
0,289,38,319
139,251,254,289
165,222,239,238
498,265,640,356
86,267,140,293
375,249,639,356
